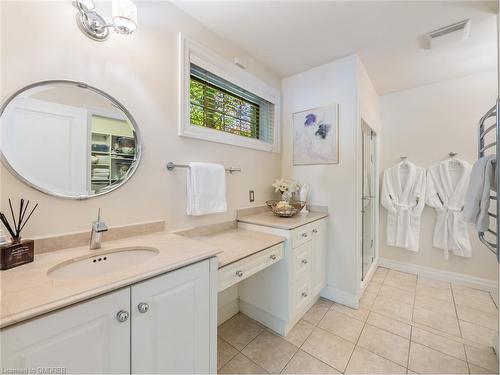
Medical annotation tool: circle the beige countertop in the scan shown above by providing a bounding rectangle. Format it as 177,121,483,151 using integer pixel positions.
179,226,285,268
0,212,314,329
238,210,328,230
0,231,220,329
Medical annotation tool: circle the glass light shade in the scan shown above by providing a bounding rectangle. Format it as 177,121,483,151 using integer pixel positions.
76,0,95,12
112,0,137,34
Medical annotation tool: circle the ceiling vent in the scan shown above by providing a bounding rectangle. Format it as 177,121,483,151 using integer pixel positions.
424,19,471,49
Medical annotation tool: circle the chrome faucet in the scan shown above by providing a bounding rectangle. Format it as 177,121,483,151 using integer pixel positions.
90,208,108,250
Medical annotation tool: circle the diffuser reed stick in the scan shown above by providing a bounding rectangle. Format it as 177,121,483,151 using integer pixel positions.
18,203,38,235
0,199,38,241
0,213,16,239
0,198,37,270
8,199,17,237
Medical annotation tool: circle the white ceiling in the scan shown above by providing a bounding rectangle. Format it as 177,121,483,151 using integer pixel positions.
173,1,498,95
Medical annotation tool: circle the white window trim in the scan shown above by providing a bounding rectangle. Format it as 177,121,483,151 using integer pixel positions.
178,33,281,153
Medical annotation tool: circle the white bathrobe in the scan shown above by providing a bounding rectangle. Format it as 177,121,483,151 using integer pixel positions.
381,161,426,251
426,159,472,259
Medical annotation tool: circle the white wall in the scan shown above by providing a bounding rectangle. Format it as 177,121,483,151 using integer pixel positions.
380,70,498,282
282,55,379,306
357,62,381,133
0,1,281,238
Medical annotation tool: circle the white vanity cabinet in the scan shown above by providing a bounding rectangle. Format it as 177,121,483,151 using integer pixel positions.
0,288,131,374
131,260,211,374
238,217,327,335
311,219,327,295
0,258,217,374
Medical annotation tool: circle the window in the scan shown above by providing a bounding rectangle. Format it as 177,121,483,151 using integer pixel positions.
179,34,280,152
190,76,260,139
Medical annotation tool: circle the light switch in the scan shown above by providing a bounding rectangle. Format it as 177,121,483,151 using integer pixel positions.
249,190,255,202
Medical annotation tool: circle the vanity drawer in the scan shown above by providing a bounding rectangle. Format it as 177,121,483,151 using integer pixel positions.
293,241,312,279
293,274,311,314
291,225,312,248
218,243,283,292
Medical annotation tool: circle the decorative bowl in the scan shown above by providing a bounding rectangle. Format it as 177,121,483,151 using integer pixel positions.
266,200,306,217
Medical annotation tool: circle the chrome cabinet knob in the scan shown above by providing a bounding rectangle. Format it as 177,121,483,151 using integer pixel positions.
312,229,318,234
236,270,244,277
137,302,149,314
302,233,308,238
116,310,129,322
270,254,277,260
301,259,308,264
301,292,308,298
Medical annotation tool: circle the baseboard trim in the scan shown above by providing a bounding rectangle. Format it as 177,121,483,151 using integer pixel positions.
379,257,498,292
217,299,239,326
360,257,379,293
321,286,359,309
240,293,322,336
239,299,287,335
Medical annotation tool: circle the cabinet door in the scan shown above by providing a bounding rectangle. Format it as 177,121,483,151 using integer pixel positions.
0,288,130,374
131,260,211,374
311,219,327,295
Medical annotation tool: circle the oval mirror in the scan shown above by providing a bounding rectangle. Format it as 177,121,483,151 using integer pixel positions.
0,80,142,199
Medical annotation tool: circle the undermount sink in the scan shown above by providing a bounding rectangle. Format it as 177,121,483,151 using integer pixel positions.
47,247,159,280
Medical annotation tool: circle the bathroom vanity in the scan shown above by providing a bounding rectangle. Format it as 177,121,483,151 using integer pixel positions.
176,210,328,336
0,232,220,374
0,213,328,373
237,210,328,335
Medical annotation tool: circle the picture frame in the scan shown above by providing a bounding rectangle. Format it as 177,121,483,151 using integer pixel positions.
293,104,339,165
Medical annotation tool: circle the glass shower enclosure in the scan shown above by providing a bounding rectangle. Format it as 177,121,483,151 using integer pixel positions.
361,121,377,281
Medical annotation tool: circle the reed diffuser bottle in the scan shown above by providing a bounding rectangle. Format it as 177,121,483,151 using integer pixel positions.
0,199,38,270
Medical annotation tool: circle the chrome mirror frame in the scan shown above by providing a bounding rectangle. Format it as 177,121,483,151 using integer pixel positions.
0,80,143,200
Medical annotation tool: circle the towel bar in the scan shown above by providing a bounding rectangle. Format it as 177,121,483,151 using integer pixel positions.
166,162,241,174
477,100,500,262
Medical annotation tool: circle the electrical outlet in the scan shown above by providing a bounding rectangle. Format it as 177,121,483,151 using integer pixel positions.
249,190,255,202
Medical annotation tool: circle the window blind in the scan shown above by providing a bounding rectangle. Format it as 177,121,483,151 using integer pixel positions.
190,63,274,143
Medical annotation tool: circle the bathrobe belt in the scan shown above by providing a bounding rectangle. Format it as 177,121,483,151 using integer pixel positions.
441,204,463,260
392,201,417,249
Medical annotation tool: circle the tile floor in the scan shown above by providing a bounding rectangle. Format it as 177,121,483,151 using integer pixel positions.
217,267,499,374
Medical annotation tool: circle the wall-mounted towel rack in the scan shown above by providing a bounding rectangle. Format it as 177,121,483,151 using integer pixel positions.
166,162,241,174
477,99,499,263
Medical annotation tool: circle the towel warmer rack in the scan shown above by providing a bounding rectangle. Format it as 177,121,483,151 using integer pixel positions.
166,162,241,174
477,99,500,262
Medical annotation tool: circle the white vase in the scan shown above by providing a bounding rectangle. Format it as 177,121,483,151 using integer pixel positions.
299,183,310,214
281,191,292,202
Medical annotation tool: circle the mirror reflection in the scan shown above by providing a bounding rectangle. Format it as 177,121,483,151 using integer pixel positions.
0,81,141,198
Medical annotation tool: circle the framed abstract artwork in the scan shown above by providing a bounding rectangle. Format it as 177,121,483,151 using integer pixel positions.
293,105,339,165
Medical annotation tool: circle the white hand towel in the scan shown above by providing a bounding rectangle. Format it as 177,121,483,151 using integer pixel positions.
464,155,496,232
186,162,227,216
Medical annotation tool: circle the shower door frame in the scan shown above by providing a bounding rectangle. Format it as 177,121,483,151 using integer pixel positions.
360,119,379,287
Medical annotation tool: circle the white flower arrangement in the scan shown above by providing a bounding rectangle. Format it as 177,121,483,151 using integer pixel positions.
272,178,299,195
